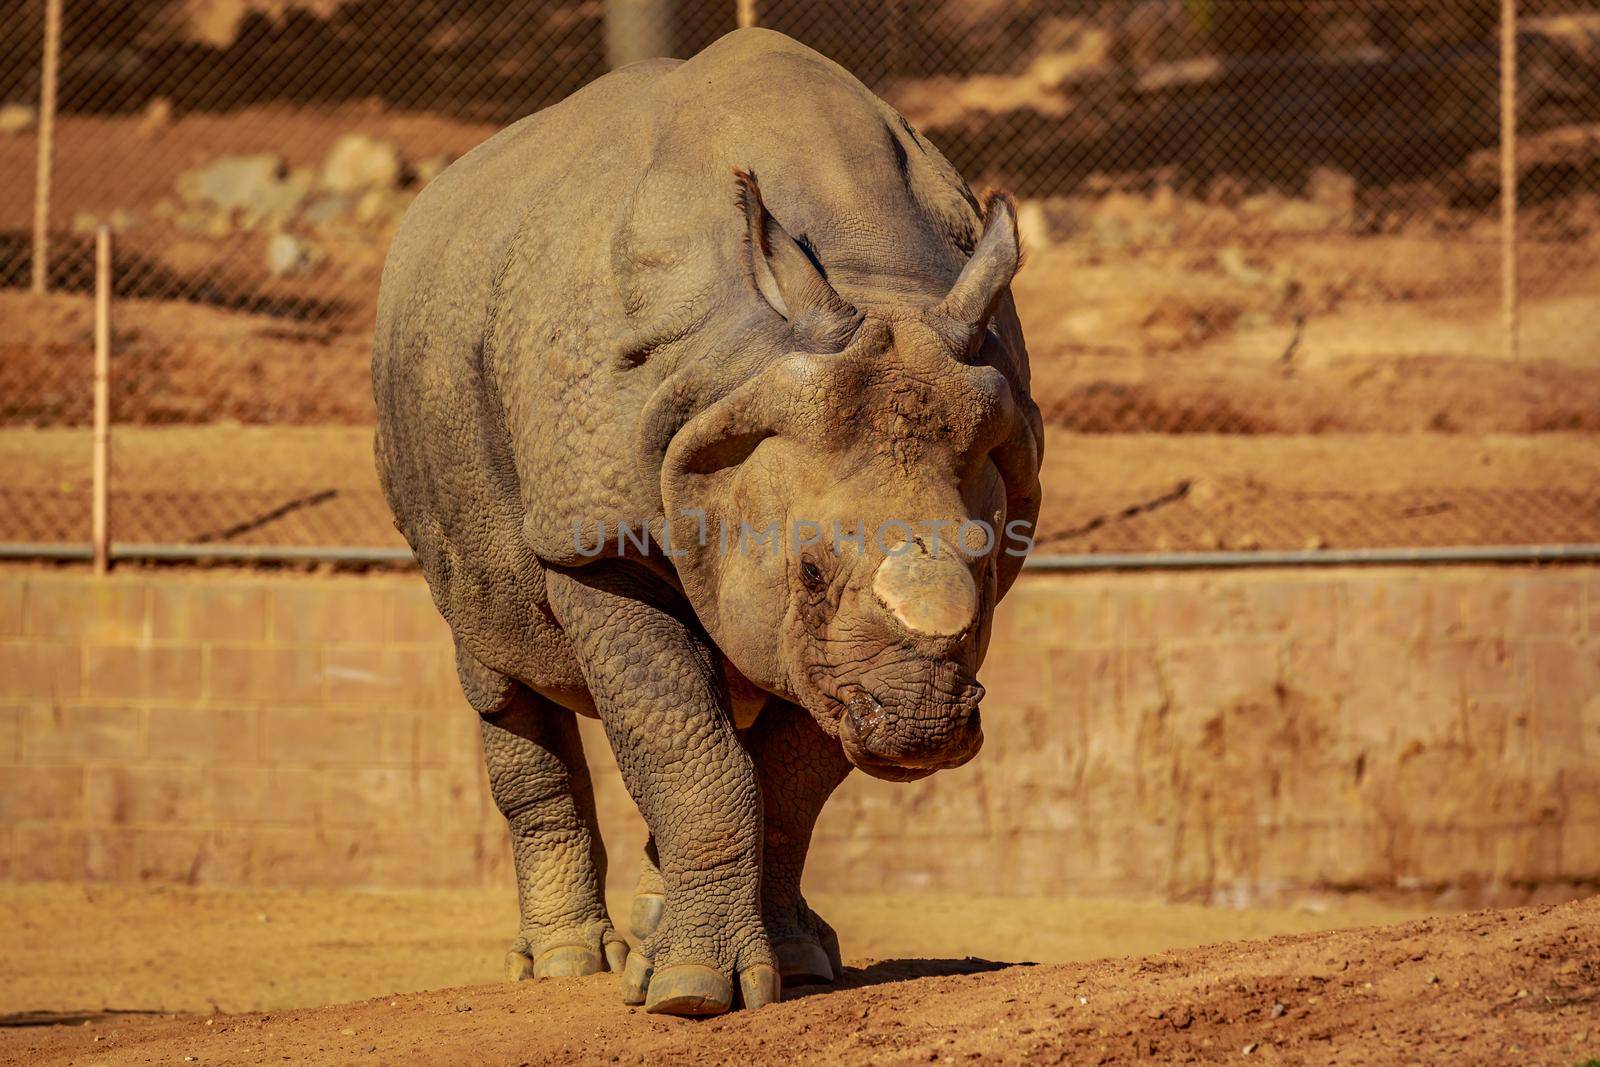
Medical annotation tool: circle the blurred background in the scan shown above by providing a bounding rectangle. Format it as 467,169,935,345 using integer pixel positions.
1,0,1599,1025
2,0,1597,556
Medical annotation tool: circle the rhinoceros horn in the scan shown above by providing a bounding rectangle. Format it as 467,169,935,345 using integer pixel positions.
930,190,1021,333
735,169,861,351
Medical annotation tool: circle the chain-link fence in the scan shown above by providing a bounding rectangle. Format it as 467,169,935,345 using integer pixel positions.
2,0,1597,561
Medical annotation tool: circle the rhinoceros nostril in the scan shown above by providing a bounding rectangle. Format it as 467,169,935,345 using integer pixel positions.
845,690,887,740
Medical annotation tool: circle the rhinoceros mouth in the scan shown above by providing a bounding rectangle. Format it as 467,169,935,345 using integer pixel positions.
835,688,984,781
845,748,940,783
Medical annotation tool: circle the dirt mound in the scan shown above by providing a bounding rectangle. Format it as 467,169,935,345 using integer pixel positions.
5,425,1598,551
4,897,1595,1065
1038,360,1600,436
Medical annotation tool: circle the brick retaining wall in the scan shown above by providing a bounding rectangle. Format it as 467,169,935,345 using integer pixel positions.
1,565,1595,904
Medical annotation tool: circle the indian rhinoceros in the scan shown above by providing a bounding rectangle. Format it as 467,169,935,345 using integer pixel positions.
373,27,1042,1016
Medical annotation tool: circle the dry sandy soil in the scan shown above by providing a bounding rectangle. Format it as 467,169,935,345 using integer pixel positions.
0,886,1595,1065
0,885,1437,1016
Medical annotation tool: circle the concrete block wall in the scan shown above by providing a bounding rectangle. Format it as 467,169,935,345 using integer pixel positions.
1,565,1595,904
0,572,504,887
811,567,1600,905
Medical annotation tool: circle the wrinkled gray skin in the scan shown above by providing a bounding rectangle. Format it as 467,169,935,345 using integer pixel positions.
373,28,1042,1017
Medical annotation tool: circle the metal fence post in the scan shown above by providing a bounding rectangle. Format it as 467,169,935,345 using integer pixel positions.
92,226,112,574
737,0,758,30
603,0,671,70
30,0,63,294
1500,0,1519,361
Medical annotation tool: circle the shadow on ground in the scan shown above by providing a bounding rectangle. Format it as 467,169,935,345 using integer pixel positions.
787,956,1029,1000
0,1011,165,1028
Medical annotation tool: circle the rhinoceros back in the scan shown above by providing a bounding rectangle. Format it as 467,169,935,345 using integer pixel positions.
373,53,686,694
373,29,991,699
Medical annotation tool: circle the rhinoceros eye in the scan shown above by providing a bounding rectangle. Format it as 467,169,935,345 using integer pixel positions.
800,559,826,590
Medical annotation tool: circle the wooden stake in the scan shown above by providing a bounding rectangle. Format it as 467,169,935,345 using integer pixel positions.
92,226,111,575
737,0,758,30
1500,0,1519,361
31,0,63,294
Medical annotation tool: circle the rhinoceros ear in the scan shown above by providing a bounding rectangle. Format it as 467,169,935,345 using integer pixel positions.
931,190,1021,334
735,169,860,351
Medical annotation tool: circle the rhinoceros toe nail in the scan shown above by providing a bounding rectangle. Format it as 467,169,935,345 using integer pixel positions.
533,944,605,978
505,950,535,983
645,963,733,1016
621,950,652,1005
738,964,782,1010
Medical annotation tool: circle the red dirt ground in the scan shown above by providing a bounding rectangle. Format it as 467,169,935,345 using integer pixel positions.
2,897,1595,1065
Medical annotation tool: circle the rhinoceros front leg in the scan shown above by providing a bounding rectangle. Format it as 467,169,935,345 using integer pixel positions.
629,703,851,984
477,685,629,981
547,564,778,1016
748,700,852,984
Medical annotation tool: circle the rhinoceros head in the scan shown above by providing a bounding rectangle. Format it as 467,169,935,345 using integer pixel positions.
659,172,1041,782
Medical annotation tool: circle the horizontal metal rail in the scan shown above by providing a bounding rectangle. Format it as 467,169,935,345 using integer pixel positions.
1022,544,1600,571
0,542,94,560
0,542,412,564
3,542,1600,570
112,543,417,563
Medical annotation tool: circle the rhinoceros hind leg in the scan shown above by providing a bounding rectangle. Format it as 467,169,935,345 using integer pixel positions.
627,837,667,941
471,652,626,982
748,702,853,985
